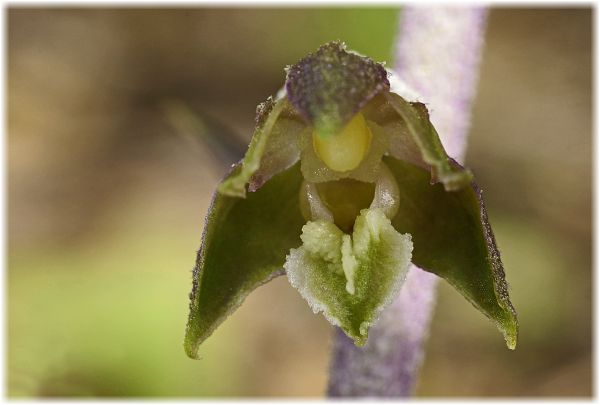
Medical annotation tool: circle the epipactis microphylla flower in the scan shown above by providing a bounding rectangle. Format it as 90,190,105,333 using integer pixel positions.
184,42,517,359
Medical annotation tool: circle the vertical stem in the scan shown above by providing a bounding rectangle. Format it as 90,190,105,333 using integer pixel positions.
394,6,488,162
327,6,488,397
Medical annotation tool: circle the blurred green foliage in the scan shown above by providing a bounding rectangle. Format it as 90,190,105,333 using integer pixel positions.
8,7,591,397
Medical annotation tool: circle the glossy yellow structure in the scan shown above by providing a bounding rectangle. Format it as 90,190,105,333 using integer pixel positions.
313,112,372,172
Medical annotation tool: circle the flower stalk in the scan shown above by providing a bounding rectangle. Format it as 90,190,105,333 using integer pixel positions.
327,6,489,397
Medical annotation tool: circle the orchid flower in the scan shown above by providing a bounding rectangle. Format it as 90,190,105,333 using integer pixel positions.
184,41,517,359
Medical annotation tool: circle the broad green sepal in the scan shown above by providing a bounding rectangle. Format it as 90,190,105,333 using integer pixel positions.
385,157,518,349
384,92,474,191
284,208,413,345
185,163,305,358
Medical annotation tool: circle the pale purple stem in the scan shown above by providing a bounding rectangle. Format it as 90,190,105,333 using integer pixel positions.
327,6,488,397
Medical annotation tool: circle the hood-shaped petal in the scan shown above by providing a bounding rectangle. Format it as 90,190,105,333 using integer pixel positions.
218,97,305,197
383,92,473,191
285,41,390,137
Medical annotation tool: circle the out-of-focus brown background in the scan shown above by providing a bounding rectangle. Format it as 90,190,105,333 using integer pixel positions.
8,7,592,397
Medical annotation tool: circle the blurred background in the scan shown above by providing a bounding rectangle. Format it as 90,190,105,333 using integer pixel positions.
8,7,591,397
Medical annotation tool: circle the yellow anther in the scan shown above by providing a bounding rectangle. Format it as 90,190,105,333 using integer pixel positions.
313,112,372,172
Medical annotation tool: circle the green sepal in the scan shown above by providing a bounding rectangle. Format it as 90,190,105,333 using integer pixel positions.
385,156,518,349
384,92,474,191
284,208,413,346
185,163,305,358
